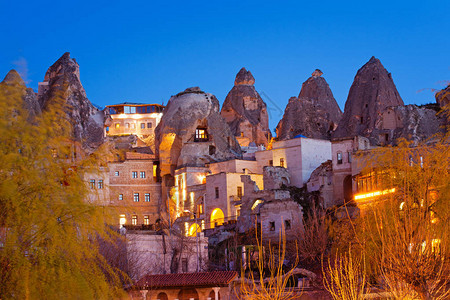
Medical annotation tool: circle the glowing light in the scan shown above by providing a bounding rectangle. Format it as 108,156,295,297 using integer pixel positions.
251,199,263,210
210,208,224,228
198,175,206,184
112,113,163,120
399,202,405,210
354,188,396,200
119,214,126,226
188,223,201,237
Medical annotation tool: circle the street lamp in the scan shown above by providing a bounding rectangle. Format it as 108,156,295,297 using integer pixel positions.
185,209,200,272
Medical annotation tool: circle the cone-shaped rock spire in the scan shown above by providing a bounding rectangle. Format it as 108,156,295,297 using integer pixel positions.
221,68,271,147
332,57,404,142
276,69,342,140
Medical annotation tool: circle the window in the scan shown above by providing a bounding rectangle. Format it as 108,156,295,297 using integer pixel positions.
197,203,204,215
348,152,352,163
119,194,123,201
269,221,275,231
89,179,95,189
115,123,120,129
209,145,216,155
195,128,208,142
126,123,130,128
285,219,291,230
144,215,150,225
269,160,273,167
124,106,131,114
133,193,139,202
98,180,103,189
147,122,152,128
182,258,188,273
215,187,219,199
119,214,126,225
337,152,343,164
280,158,285,168
114,171,119,176
131,215,137,225
140,171,146,178
140,123,145,129
132,171,138,178
237,186,243,198
145,193,150,202
131,123,135,129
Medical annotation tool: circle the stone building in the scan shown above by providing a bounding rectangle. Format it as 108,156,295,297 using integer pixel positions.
255,136,332,188
108,151,162,226
105,102,164,139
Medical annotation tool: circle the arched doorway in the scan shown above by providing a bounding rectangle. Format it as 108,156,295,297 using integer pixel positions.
210,208,224,228
343,175,353,202
156,292,168,300
209,289,221,300
178,288,199,300
188,223,201,237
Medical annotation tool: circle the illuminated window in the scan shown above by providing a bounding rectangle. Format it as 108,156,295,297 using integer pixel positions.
145,193,150,202
237,186,242,198
118,194,123,201
119,214,126,225
114,171,119,176
89,179,95,189
280,158,284,168
269,222,275,231
147,122,152,128
215,187,219,199
132,171,138,178
285,219,291,230
133,193,139,202
98,180,103,189
140,171,146,178
197,203,204,215
195,128,208,142
131,215,138,225
144,215,150,225
140,123,145,129
51,149,57,158
115,123,120,129
337,152,343,164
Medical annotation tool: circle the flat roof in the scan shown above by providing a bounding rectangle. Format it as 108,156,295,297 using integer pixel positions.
106,102,164,107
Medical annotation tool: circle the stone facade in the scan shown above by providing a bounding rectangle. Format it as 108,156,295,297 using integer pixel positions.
255,137,332,188
108,152,162,226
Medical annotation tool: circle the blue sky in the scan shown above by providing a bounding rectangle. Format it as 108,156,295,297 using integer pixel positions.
1,0,449,131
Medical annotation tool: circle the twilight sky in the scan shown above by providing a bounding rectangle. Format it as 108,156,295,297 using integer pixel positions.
1,0,449,131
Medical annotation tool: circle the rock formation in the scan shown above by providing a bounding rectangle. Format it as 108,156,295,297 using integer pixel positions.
332,57,404,143
436,84,450,108
276,69,342,140
38,52,105,151
220,68,271,147
155,87,242,178
1,69,41,118
375,105,444,145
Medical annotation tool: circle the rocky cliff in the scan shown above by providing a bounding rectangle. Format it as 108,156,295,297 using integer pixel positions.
155,87,242,177
332,57,404,144
276,69,342,140
220,68,271,147
1,70,41,118
436,84,450,108
38,52,105,151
